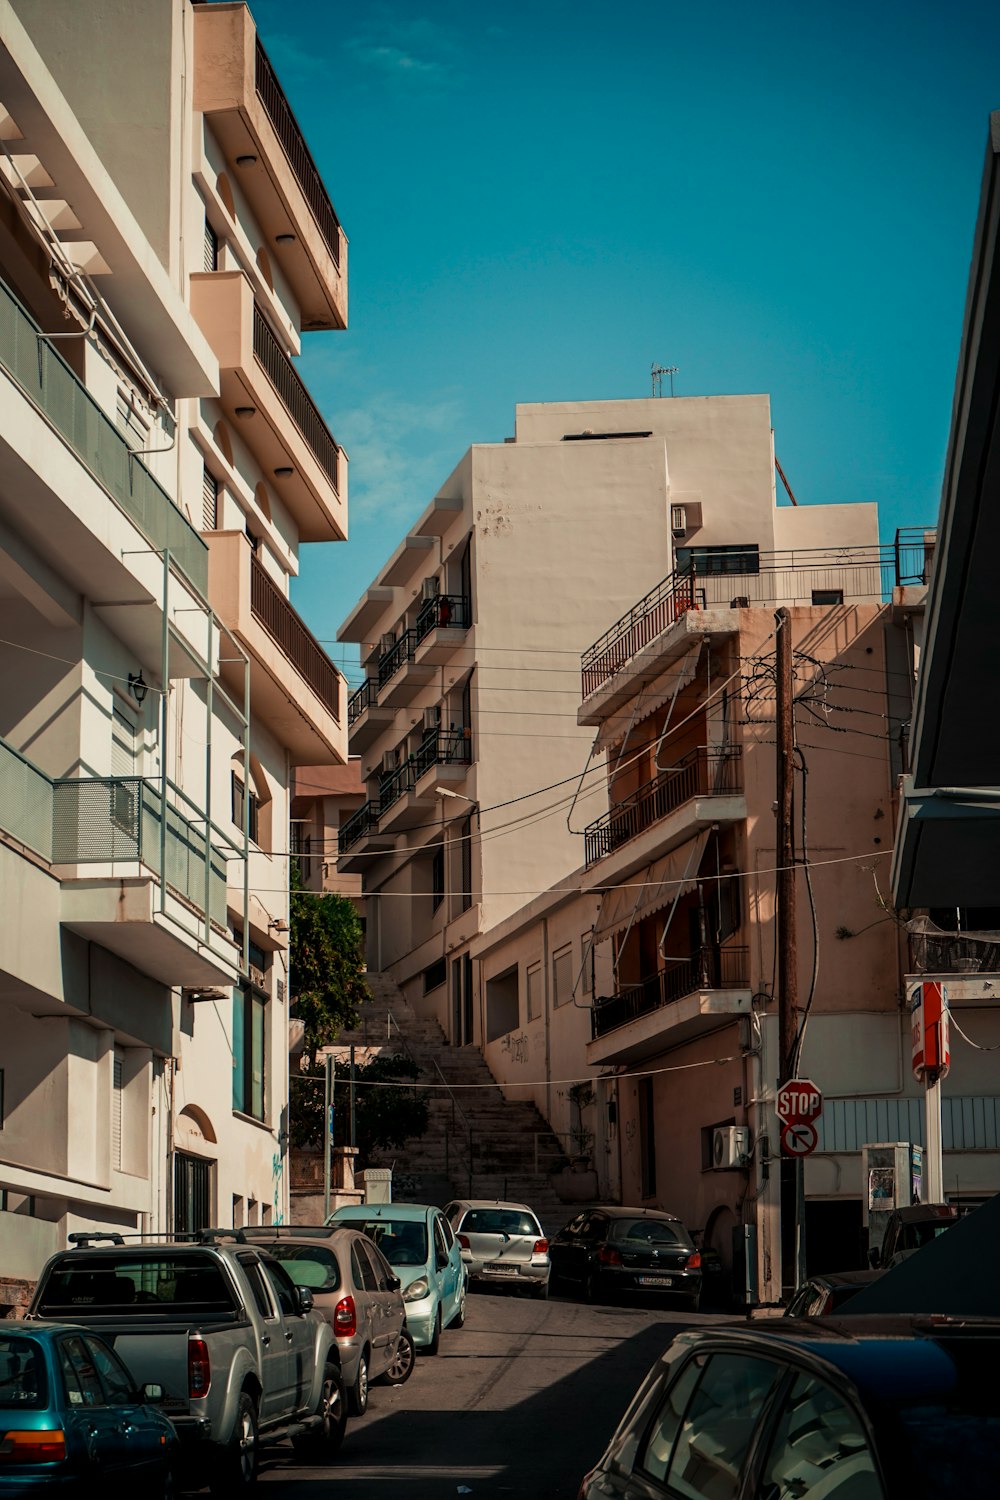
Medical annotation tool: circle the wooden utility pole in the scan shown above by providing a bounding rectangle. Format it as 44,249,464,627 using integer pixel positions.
775,607,798,1083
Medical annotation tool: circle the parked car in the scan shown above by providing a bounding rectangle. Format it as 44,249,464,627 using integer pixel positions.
577,1317,1000,1499
784,1268,885,1317
444,1200,550,1298
868,1201,960,1268
328,1203,467,1355
27,1232,344,1492
0,1322,177,1497
241,1227,414,1415
549,1207,702,1310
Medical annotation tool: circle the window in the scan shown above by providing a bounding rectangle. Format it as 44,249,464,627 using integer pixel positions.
59,1337,105,1408
640,1356,703,1481
204,217,219,272
261,1259,297,1317
460,815,473,911
238,1257,275,1318
174,1154,213,1236
526,962,542,1022
485,965,519,1041
812,588,844,606
112,1051,124,1171
232,772,259,844
352,1242,380,1293
0,1333,46,1408
424,958,447,995
431,845,445,911
233,981,267,1121
665,1353,781,1499
675,544,760,577
203,464,219,530
111,705,138,835
639,1078,656,1199
758,1371,882,1500
552,944,573,1007
84,1337,135,1404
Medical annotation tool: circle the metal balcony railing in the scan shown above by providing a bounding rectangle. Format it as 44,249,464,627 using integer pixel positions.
584,747,742,866
347,678,377,726
250,553,340,718
415,593,471,643
411,728,472,779
378,759,416,816
581,536,930,699
377,629,417,689
254,37,342,269
339,800,381,854
0,276,208,597
252,306,340,492
908,928,1000,975
0,736,226,925
591,946,749,1040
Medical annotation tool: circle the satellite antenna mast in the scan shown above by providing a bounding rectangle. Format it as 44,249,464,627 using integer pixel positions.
651,362,678,397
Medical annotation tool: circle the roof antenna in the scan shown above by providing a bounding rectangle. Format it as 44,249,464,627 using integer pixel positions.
651,363,678,398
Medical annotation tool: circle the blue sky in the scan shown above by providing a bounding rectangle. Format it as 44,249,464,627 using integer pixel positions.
252,0,1000,684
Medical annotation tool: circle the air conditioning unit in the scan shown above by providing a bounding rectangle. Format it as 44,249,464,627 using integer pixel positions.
670,505,687,537
712,1125,750,1170
421,576,441,601
380,632,396,655
380,750,397,774
422,707,440,733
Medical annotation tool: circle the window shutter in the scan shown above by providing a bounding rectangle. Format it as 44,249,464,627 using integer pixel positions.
204,219,219,272
112,1052,124,1170
202,465,219,531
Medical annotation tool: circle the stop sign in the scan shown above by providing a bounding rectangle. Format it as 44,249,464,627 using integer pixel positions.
775,1078,823,1124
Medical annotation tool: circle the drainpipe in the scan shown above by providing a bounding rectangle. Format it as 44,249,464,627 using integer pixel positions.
542,916,552,1128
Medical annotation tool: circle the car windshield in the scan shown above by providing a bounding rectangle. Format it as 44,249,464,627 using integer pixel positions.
266,1244,341,1292
35,1254,237,1313
611,1218,692,1248
353,1220,428,1267
461,1210,540,1237
0,1333,48,1410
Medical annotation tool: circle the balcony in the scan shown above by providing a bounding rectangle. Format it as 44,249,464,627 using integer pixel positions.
337,799,395,874
0,735,238,987
379,730,472,833
189,272,346,542
903,921,1000,1002
207,532,345,764
0,275,209,619
585,748,743,868
579,539,922,723
376,629,435,707
347,678,396,753
587,947,751,1064
193,3,347,331
412,593,472,667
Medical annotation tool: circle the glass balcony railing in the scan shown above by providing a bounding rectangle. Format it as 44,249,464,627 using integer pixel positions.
0,277,208,597
0,736,227,926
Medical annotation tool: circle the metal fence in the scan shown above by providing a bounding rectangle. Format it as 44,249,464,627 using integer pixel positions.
584,747,742,866
254,38,343,269
591,946,749,1039
252,306,340,492
348,678,377,725
377,629,416,689
339,800,380,854
415,593,471,642
0,277,209,597
250,553,340,716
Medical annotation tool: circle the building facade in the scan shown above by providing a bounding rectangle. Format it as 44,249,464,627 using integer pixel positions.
0,0,348,1310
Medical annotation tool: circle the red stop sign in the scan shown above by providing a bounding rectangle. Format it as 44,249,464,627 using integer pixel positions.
775,1079,822,1124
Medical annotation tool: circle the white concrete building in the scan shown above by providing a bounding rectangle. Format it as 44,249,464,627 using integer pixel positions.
0,0,348,1310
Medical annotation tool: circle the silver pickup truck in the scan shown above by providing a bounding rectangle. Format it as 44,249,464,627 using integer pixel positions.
28,1232,345,1492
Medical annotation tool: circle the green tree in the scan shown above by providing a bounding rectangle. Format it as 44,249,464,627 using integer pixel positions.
289,863,368,1069
291,1052,429,1162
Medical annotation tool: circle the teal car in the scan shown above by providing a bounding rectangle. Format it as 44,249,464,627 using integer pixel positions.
328,1203,467,1355
0,1323,176,1495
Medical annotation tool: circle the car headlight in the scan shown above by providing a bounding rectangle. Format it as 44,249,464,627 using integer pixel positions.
404,1277,430,1303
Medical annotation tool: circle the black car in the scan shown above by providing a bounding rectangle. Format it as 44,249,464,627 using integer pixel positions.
578,1317,1000,1500
549,1207,702,1311
784,1268,884,1317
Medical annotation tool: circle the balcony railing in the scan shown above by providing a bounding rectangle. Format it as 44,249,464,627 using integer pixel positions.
581,537,926,698
591,946,749,1040
347,678,377,726
252,306,340,492
0,736,227,925
377,629,417,689
411,727,472,779
250,553,340,717
908,927,1000,975
339,800,380,854
584,747,742,866
415,593,471,643
0,276,208,597
254,38,342,269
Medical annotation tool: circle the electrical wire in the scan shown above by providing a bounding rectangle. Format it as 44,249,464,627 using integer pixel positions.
947,1013,1000,1052
289,1051,744,1091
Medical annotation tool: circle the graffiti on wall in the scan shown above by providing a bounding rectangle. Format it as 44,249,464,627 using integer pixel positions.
501,1031,530,1065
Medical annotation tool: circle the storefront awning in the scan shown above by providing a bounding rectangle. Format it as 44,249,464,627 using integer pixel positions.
592,829,710,943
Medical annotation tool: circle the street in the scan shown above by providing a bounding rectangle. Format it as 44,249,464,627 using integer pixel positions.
258,1291,721,1498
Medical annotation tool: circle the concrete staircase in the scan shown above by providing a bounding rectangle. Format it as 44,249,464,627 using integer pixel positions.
332,973,581,1235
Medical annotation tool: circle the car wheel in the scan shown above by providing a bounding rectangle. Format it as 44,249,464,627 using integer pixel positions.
349,1349,370,1416
210,1390,258,1494
425,1305,442,1356
292,1362,347,1462
451,1282,467,1328
380,1327,415,1386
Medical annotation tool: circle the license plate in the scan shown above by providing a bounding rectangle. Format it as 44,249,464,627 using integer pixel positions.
637,1275,674,1287
484,1262,518,1276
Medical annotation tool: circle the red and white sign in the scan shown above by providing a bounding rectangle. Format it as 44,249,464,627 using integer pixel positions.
775,1079,823,1125
781,1120,818,1157
911,980,951,1083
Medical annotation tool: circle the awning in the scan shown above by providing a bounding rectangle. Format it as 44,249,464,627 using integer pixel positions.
592,830,711,943
597,643,703,752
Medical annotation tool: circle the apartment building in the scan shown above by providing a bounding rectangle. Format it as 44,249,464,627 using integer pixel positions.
336,394,880,1046
0,0,348,1309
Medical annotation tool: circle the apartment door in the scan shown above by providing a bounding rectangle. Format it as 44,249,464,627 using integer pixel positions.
174,1152,212,1235
451,954,474,1045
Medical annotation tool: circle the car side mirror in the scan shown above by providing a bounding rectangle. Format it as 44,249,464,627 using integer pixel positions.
142,1382,165,1403
386,1274,401,1293
295,1285,315,1314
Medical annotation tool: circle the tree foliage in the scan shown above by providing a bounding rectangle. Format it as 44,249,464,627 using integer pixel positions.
290,1052,429,1161
289,863,368,1068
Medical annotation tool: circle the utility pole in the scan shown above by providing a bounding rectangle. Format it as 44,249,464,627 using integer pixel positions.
774,606,806,1290
323,1052,334,1222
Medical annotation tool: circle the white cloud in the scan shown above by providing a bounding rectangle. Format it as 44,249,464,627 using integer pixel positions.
336,392,466,525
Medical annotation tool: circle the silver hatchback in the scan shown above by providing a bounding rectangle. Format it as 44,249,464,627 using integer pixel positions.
243,1227,414,1416
445,1200,550,1298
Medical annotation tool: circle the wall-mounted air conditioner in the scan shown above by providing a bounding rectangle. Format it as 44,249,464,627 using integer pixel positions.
379,632,396,655
422,707,440,733
671,505,687,537
712,1125,750,1170
380,750,397,774
421,576,441,601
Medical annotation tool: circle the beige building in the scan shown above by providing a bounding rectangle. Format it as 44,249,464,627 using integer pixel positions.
0,0,348,1309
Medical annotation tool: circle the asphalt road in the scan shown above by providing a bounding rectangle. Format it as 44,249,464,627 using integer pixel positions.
258,1288,730,1499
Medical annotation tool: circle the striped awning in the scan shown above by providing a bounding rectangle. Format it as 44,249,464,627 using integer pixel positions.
592,830,711,943
596,643,703,753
